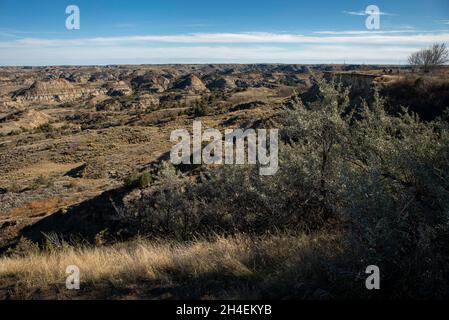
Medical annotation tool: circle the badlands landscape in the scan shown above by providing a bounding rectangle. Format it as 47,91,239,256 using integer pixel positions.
0,64,448,299
0,64,308,247
0,63,373,249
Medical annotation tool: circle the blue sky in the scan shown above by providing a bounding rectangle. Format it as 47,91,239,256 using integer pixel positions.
0,0,449,65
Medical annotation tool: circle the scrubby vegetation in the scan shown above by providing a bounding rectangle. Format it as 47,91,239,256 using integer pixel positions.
124,170,154,189
1,76,448,299
380,75,449,121
121,77,449,298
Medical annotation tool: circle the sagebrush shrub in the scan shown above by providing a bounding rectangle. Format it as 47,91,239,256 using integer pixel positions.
123,76,449,298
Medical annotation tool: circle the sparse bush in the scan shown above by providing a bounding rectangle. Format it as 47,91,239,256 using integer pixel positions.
94,229,109,246
408,43,449,72
31,175,54,189
36,123,53,133
191,102,211,117
124,172,140,188
124,170,154,189
189,95,216,117
8,182,21,193
5,237,40,258
138,171,152,188
8,129,21,136
66,180,78,189
42,232,69,253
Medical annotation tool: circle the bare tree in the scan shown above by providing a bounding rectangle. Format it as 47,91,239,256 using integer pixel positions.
408,43,449,72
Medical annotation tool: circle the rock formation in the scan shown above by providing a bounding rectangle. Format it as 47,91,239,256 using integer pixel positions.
13,78,102,102
131,74,170,93
106,81,133,97
172,74,208,93
207,77,236,90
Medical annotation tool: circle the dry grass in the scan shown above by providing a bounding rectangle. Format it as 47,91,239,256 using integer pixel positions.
227,88,275,105
7,197,65,218
0,233,341,299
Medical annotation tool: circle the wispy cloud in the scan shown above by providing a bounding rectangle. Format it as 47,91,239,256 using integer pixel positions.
1,31,448,65
4,31,449,47
343,10,395,16
0,28,65,37
0,32,19,38
0,45,419,66
314,30,419,35
396,24,416,30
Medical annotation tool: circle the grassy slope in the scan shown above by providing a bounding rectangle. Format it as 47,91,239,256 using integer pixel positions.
0,233,340,300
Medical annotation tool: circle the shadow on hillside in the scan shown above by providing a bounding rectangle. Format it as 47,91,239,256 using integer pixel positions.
18,150,195,246
20,185,131,244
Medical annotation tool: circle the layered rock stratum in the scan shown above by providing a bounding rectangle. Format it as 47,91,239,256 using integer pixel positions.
14,78,103,102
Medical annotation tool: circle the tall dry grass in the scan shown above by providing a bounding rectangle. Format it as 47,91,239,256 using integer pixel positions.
0,233,340,299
